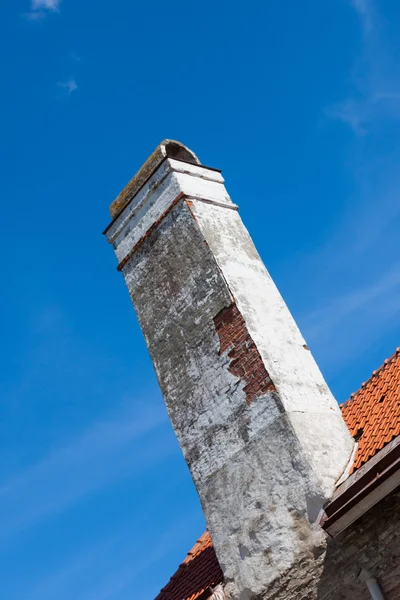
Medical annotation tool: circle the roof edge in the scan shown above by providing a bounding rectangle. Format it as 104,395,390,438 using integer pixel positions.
320,434,400,537
341,347,400,408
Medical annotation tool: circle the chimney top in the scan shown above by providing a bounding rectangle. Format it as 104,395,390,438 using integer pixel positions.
109,140,201,219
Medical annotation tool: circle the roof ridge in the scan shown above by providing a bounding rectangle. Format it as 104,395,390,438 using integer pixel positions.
183,533,208,563
156,531,211,597
340,347,400,408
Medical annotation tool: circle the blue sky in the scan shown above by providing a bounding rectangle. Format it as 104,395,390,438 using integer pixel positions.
1,0,400,598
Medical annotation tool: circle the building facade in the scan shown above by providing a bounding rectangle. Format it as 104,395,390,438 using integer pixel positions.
104,141,400,600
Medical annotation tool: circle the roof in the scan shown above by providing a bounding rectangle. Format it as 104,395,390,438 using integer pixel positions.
341,348,400,473
156,348,400,599
155,531,223,600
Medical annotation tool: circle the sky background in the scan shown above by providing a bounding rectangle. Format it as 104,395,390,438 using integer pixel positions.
1,0,400,598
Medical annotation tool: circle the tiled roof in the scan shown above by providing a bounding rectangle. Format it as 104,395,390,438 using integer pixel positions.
155,531,223,600
156,349,400,599
341,348,400,473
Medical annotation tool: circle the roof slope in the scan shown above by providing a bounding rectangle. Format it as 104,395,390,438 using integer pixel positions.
155,531,223,600
155,348,400,599
341,348,400,473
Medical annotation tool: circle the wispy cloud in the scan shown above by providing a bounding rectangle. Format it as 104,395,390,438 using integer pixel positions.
326,97,367,135
26,0,61,19
327,0,400,134
0,404,171,537
283,0,400,384
327,89,400,135
351,0,374,35
0,296,188,599
32,0,61,9
26,508,201,600
58,78,78,96
295,165,400,378
302,266,400,368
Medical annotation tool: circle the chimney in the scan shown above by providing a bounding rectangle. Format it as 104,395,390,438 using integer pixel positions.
104,141,354,599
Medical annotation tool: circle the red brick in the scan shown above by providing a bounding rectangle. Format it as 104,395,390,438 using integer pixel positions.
214,304,276,405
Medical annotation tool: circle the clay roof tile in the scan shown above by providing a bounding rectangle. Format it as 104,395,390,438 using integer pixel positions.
341,348,400,475
155,531,223,600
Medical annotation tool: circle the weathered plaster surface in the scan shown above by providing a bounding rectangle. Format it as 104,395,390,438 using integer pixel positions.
188,199,354,499
106,148,355,600
121,201,284,485
224,486,400,600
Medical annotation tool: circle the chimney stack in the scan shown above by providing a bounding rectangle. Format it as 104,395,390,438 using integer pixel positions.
104,141,354,599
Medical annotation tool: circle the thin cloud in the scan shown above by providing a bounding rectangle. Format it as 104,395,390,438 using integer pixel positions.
287,168,400,380
300,269,400,379
352,0,374,35
326,98,367,135
26,508,200,600
327,92,400,135
0,405,171,537
58,78,78,96
27,0,61,19
292,166,400,372
31,0,61,12
303,266,400,351
284,0,400,379
327,0,400,134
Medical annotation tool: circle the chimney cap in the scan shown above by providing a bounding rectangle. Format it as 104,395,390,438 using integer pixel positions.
161,139,201,165
109,140,201,219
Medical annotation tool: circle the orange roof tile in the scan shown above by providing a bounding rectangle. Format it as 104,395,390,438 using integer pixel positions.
156,349,400,598
155,531,223,600
341,348,400,473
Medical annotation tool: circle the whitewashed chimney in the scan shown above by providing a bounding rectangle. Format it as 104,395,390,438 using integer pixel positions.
104,140,354,599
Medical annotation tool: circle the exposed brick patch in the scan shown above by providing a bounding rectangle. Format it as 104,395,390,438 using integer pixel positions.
214,304,276,404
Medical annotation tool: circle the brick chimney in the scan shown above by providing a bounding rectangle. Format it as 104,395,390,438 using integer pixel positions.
104,140,354,599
